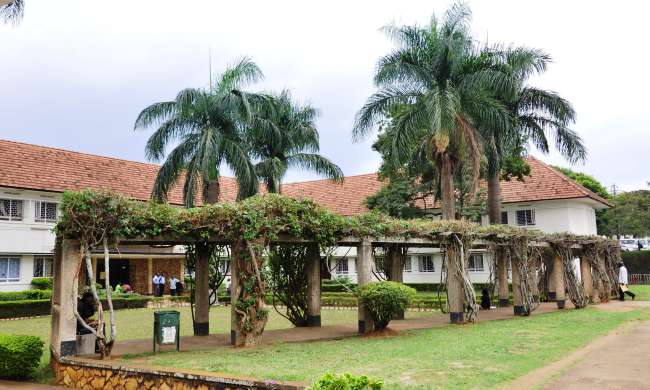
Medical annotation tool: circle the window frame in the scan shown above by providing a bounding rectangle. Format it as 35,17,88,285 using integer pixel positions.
0,257,21,283
335,258,349,274
34,201,58,223
0,198,24,222
516,209,536,226
468,253,485,272
403,257,412,272
500,211,509,225
33,256,54,277
418,255,435,272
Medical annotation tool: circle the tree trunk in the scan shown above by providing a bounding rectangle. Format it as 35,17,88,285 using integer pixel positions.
204,179,220,204
440,157,456,220
487,172,502,224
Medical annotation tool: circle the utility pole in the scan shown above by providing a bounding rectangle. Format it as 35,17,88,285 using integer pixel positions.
610,184,618,196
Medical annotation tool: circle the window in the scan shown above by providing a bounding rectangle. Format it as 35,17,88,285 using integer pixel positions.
0,199,23,221
34,201,58,223
468,254,485,272
516,209,536,226
34,257,54,277
403,257,412,272
335,258,349,274
418,255,434,272
501,211,509,225
0,257,20,282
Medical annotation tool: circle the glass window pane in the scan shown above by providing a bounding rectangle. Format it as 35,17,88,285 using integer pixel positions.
0,259,7,281
34,258,43,277
8,259,20,280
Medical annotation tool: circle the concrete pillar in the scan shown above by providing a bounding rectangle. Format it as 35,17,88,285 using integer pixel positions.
230,253,241,345
357,238,375,333
51,239,80,357
306,243,322,327
387,245,405,320
580,255,594,303
497,248,509,307
147,257,153,295
446,243,465,324
193,244,210,336
529,257,540,302
552,255,566,309
511,260,526,316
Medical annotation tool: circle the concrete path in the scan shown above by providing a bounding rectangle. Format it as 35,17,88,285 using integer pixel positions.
0,381,61,389
505,301,650,390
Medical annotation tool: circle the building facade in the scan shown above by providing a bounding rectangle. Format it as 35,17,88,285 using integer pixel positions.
0,139,611,292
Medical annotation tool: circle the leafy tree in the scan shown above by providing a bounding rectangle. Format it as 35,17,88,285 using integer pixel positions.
552,165,609,199
135,58,264,206
249,90,343,193
353,2,513,219
0,0,23,24
599,191,650,237
480,48,586,224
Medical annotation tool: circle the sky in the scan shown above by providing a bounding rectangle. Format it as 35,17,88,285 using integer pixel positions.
1,0,649,192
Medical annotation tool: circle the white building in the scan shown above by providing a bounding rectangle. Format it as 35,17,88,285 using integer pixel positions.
0,139,611,292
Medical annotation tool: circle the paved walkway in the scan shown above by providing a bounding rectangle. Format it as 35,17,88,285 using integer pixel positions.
504,301,650,390
110,302,571,357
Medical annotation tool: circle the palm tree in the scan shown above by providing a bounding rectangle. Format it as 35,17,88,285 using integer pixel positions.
249,90,343,193
0,0,24,24
134,58,264,207
481,48,586,223
353,3,513,219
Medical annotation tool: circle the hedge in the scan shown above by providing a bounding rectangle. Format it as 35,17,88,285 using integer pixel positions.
622,251,650,274
31,277,53,290
0,289,52,302
0,335,44,379
0,299,52,319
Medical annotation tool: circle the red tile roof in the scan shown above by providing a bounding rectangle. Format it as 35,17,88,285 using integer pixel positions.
0,139,611,213
0,139,238,205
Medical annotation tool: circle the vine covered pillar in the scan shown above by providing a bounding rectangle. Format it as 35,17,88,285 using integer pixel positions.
551,255,566,309
496,247,509,307
357,237,375,333
230,253,240,345
51,238,80,357
446,242,464,324
579,255,594,303
511,259,525,316
528,255,540,301
306,243,322,327
387,244,405,320
194,243,210,336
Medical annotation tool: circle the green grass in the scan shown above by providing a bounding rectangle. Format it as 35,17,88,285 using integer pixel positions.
124,308,650,389
631,284,650,301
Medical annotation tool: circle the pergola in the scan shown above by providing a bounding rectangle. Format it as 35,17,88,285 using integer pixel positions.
50,191,621,358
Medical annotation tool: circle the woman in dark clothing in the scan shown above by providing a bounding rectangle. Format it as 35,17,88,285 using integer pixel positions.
480,288,492,310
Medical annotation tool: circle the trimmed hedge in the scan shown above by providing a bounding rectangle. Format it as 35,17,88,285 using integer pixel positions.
0,335,44,379
358,282,416,330
0,289,52,302
622,251,650,274
31,277,53,290
0,299,51,319
309,373,383,390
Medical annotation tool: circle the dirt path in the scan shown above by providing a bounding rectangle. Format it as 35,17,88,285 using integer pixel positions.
0,381,61,389
504,301,650,390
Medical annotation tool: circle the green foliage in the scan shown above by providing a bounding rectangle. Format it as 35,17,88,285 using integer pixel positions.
309,373,383,390
0,300,51,319
622,251,650,274
357,281,416,330
31,277,53,290
552,166,609,199
0,335,44,379
267,245,310,326
365,175,427,219
599,190,650,237
0,289,52,301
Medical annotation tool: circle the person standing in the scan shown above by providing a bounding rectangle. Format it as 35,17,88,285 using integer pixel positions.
152,273,160,297
618,261,636,301
159,273,166,296
169,276,179,296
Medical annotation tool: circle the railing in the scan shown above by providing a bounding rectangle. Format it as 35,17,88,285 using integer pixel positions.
630,274,650,285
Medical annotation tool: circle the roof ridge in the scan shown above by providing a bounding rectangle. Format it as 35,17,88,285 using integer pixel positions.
282,172,377,186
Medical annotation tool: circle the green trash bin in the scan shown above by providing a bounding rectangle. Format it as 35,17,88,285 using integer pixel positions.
153,310,180,353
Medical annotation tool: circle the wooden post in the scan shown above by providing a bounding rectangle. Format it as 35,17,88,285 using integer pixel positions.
497,248,509,307
51,238,80,357
306,243,322,327
193,244,210,336
511,260,525,316
147,257,153,295
552,255,566,309
580,255,594,303
447,243,464,323
357,238,375,333
387,245,405,320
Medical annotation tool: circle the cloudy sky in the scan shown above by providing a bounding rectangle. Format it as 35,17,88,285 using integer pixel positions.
1,0,648,191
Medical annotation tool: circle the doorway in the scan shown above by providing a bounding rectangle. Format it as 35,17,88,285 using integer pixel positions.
96,259,131,288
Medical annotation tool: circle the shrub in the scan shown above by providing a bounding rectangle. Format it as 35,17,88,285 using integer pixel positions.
0,335,44,379
358,281,416,330
0,289,52,302
622,251,650,274
309,373,383,390
31,277,53,290
0,300,51,319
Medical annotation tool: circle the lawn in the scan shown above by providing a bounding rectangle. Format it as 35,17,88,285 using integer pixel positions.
631,284,650,300
123,307,650,389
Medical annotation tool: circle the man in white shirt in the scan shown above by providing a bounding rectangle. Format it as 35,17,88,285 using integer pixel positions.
159,273,166,296
169,276,178,296
618,261,636,301
152,273,160,297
